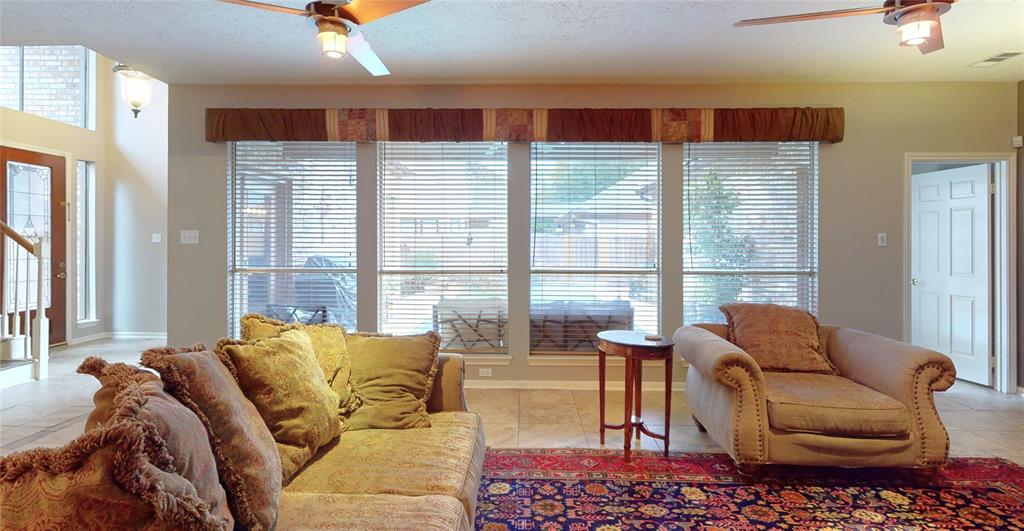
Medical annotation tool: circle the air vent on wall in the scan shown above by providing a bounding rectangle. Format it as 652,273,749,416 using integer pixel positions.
970,52,1022,68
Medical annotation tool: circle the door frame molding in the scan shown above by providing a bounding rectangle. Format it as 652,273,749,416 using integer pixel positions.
0,141,75,347
902,152,1018,393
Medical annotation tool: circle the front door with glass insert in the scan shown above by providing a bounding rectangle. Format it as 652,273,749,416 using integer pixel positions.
0,146,67,345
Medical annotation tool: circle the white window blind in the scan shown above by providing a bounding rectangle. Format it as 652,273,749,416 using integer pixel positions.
530,143,660,353
228,142,357,335
682,142,818,324
378,142,508,353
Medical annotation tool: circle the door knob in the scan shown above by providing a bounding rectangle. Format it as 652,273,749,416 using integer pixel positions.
911,278,919,286
56,272,67,279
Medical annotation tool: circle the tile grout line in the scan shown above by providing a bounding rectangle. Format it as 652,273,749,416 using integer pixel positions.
1,412,90,453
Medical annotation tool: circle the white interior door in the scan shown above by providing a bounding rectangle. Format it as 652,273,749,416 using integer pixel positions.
911,164,991,385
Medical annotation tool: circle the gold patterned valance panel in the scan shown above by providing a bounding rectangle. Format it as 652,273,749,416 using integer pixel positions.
206,107,844,143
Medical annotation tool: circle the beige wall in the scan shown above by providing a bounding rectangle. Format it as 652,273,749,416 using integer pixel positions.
107,74,169,335
168,82,1018,384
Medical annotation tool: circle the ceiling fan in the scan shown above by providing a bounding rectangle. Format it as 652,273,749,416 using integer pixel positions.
218,0,429,75
734,0,955,54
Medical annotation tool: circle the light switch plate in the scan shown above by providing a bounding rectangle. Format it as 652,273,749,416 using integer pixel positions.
151,233,162,243
180,230,200,245
1013,135,1023,149
877,232,887,247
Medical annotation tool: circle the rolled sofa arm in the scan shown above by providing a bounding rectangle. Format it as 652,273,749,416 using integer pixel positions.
674,326,766,390
427,353,468,413
828,329,956,466
674,326,768,464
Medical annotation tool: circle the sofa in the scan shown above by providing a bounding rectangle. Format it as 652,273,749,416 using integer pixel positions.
0,351,484,531
674,324,956,474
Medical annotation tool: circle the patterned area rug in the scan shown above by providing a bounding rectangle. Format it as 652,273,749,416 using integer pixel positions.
476,448,1024,530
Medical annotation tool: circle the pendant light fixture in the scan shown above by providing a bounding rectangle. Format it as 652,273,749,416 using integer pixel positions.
112,64,153,118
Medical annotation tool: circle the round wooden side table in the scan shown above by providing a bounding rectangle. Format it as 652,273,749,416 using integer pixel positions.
597,330,674,461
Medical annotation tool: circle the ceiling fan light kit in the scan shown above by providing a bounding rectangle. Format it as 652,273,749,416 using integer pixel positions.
218,0,429,76
316,19,349,59
733,0,955,55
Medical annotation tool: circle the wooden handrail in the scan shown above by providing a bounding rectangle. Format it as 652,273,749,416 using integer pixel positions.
0,220,35,255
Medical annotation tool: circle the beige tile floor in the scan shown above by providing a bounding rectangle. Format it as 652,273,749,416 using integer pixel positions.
2,338,1023,466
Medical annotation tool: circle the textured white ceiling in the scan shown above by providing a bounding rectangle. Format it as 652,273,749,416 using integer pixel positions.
1,0,1021,84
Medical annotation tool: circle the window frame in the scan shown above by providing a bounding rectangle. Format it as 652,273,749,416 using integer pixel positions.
376,141,510,354
76,160,97,324
224,140,820,359
680,142,820,325
226,142,359,337
0,45,94,130
528,142,663,355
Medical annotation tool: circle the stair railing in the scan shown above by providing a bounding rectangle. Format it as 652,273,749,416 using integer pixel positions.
0,220,48,380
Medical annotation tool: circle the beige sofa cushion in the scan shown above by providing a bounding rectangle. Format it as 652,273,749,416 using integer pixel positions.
277,493,471,531
763,372,910,437
285,411,484,519
345,331,441,430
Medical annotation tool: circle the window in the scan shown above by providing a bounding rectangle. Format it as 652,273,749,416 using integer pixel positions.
0,45,94,129
682,142,819,324
76,160,96,322
378,142,508,353
228,142,358,335
530,143,661,353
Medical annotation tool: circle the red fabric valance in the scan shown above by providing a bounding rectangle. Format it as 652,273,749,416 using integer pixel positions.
206,107,844,143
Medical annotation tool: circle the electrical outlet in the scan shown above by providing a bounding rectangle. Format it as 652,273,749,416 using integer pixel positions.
151,233,162,243
877,233,887,247
478,368,492,377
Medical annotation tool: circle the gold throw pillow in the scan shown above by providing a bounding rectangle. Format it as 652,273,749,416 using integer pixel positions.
345,331,441,430
240,313,361,416
217,330,342,482
719,303,837,374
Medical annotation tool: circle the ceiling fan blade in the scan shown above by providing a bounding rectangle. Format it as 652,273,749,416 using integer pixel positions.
917,19,945,54
734,6,892,27
348,32,390,76
339,0,429,25
217,0,308,16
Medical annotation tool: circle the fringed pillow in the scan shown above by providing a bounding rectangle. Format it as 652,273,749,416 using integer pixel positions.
215,330,342,483
240,313,362,418
719,303,837,374
344,331,441,430
77,356,234,527
0,363,232,531
141,345,282,531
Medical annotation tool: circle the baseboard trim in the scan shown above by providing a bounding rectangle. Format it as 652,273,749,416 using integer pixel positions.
67,332,168,345
465,378,685,392
67,332,111,345
111,332,168,340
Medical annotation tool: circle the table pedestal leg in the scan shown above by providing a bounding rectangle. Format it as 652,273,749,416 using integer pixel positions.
664,357,672,456
634,361,643,441
598,348,606,445
623,354,634,462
